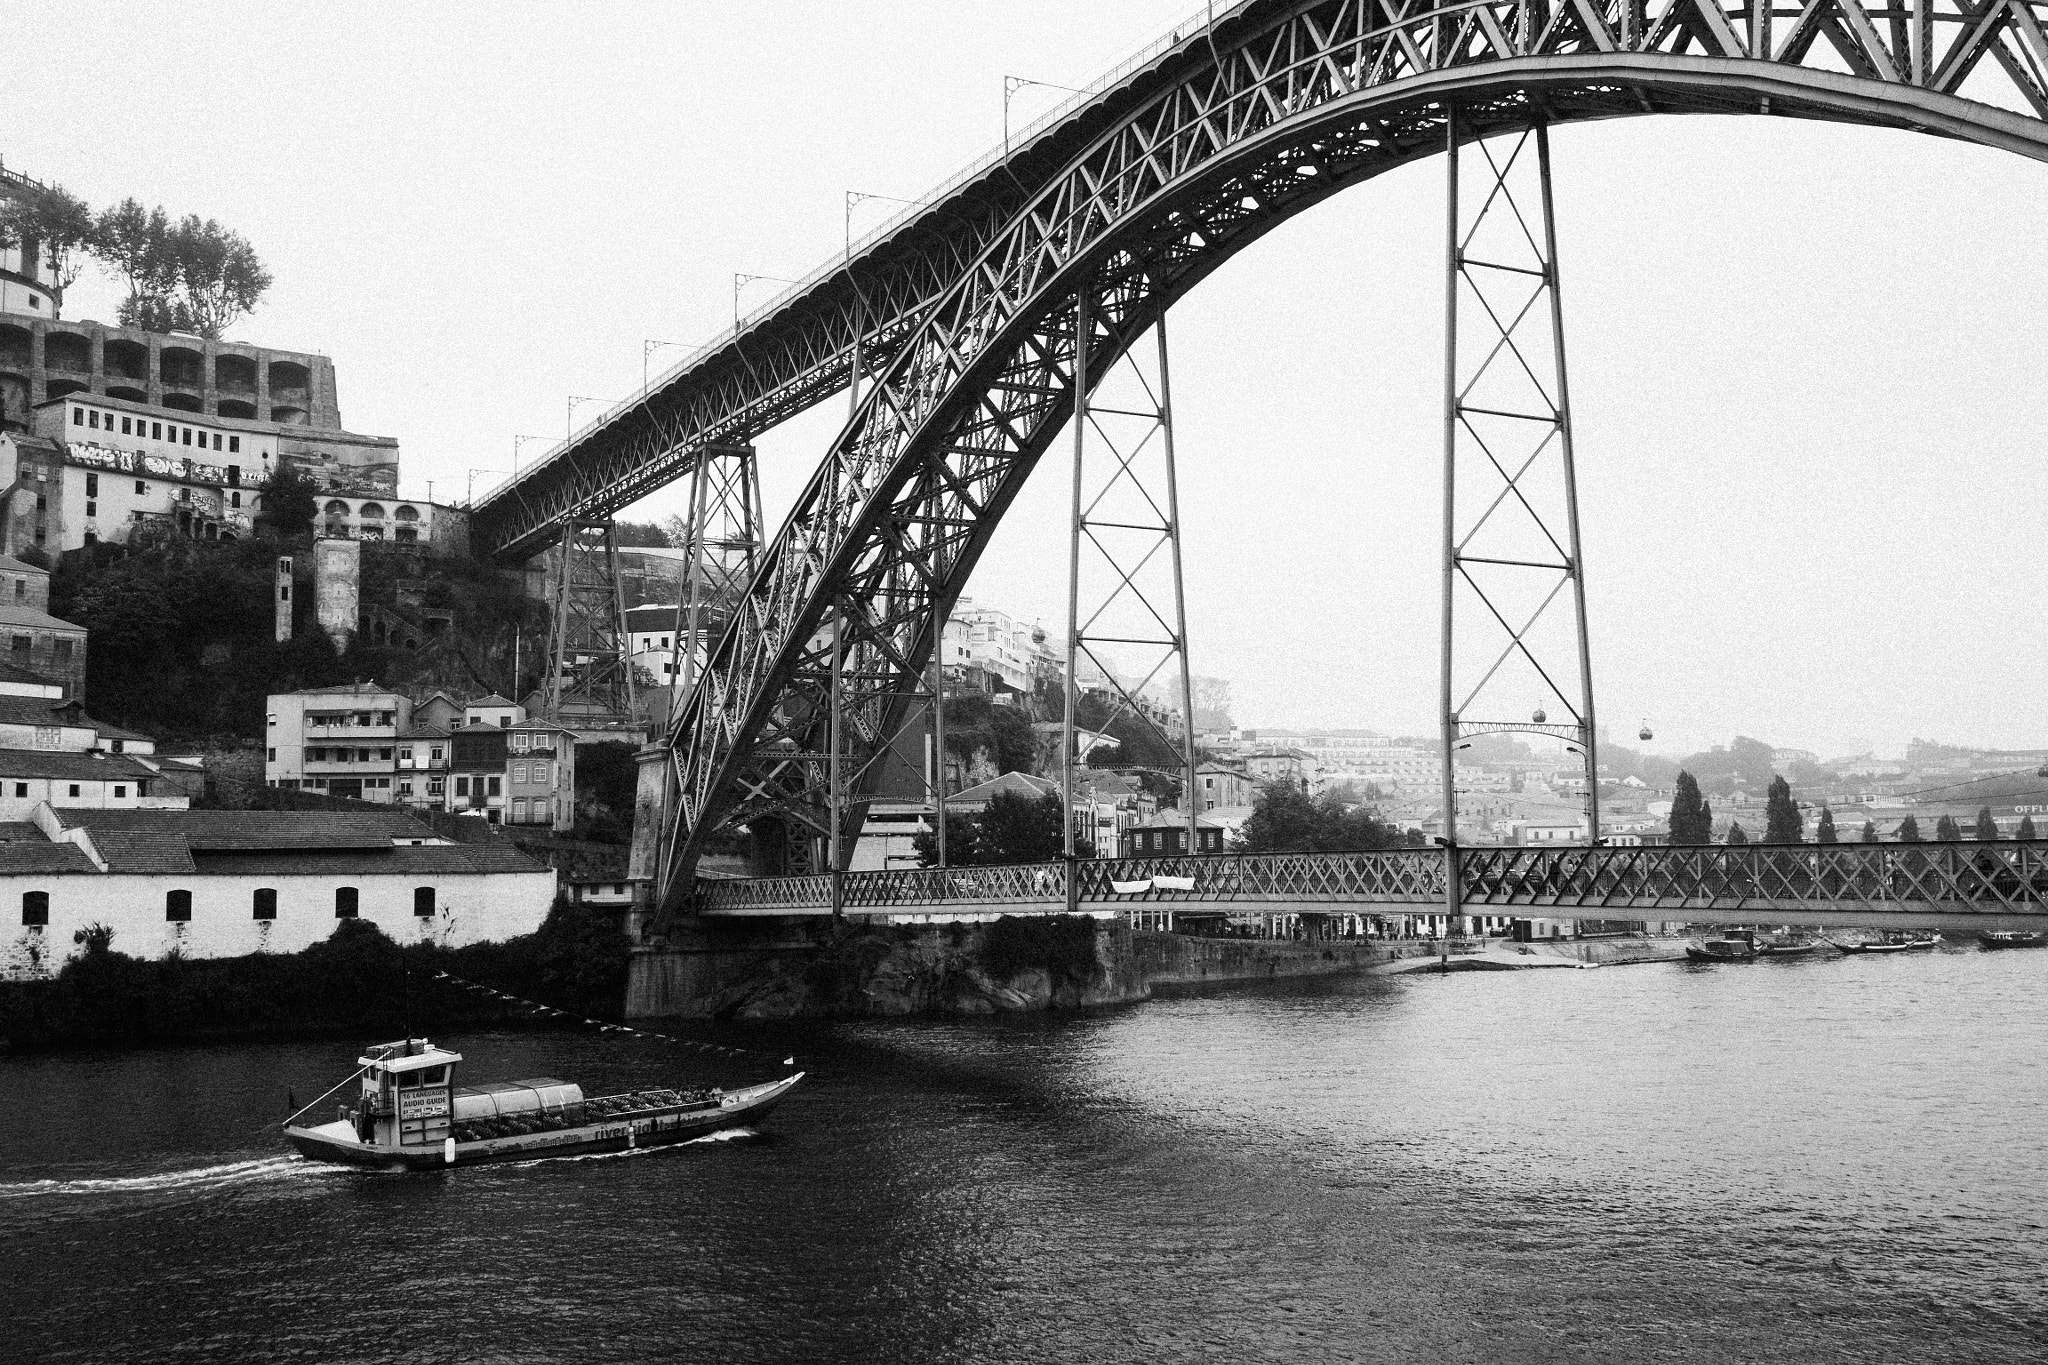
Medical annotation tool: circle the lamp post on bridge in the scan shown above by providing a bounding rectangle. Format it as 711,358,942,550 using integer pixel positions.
643,339,709,394
733,273,797,337
566,395,606,442
512,434,548,473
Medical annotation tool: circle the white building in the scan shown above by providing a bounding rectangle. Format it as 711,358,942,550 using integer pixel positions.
265,681,409,802
944,598,1060,693
0,807,555,981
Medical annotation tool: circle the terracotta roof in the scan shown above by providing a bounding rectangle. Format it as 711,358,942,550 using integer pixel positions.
0,822,98,874
398,723,451,739
0,555,46,576
186,844,547,877
467,694,516,708
88,829,197,874
0,696,91,728
56,809,440,851
0,601,82,633
0,751,163,782
291,681,398,696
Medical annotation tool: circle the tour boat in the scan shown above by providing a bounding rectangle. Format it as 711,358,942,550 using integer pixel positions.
1753,936,1820,959
1829,932,1941,955
1980,930,2048,950
285,1039,803,1171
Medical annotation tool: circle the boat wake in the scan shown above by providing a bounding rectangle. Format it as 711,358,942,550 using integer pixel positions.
0,1154,347,1200
498,1125,760,1170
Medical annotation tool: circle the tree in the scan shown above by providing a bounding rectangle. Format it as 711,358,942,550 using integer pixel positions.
170,215,273,339
2020,815,2039,841
1237,781,1406,853
92,198,185,329
1975,806,2001,842
1726,822,1749,845
1896,814,1922,843
612,521,671,548
255,463,319,538
977,790,1068,863
1668,770,1711,844
0,183,96,296
1816,807,1838,843
1934,814,1961,842
1764,774,1804,843
1860,820,1878,843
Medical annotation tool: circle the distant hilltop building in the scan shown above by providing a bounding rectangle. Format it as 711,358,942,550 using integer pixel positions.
0,153,421,554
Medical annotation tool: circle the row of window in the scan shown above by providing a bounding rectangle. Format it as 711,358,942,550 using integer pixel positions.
20,886,439,925
510,763,556,785
8,635,73,662
305,746,394,763
8,780,140,799
71,405,247,456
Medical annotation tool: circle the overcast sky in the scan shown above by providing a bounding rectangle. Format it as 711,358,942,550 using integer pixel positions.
14,1,2048,761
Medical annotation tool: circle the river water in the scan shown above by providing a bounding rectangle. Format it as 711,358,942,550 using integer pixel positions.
2,945,2044,1363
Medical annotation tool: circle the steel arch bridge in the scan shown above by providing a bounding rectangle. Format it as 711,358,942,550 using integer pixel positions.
467,0,2048,915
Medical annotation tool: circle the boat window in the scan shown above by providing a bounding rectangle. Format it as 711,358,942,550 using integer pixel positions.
166,889,192,922
417,1066,447,1087
252,888,277,920
335,886,359,919
21,890,48,926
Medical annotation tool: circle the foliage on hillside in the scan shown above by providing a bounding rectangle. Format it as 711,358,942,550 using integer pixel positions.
52,537,545,743
0,906,631,1051
941,692,1037,776
913,790,1087,866
1235,782,1414,853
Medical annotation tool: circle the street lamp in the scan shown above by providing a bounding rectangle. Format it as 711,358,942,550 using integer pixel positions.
512,434,548,471
465,467,507,505
643,339,708,392
734,273,797,334
1003,75,1084,159
566,395,606,441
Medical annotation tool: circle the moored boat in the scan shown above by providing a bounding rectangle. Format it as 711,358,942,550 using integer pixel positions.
1686,931,1757,963
1980,930,2048,950
1829,932,1941,955
285,1039,802,1171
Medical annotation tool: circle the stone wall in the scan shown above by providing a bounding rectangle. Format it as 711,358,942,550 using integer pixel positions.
0,865,557,982
1135,931,1398,987
626,916,1149,1020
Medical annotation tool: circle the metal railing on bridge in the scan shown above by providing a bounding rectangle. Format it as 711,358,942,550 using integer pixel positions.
693,841,2048,918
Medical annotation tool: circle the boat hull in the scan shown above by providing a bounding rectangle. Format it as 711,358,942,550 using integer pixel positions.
1830,940,1938,954
287,1074,802,1170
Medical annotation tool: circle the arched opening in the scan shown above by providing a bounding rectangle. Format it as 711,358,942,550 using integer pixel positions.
394,504,420,522
215,353,257,394
271,405,309,426
268,360,310,405
43,332,89,375
217,398,257,420
105,385,146,404
160,346,203,392
358,502,385,521
162,392,203,413
103,339,148,382
323,500,350,517
0,325,28,370
0,374,26,431
45,378,87,401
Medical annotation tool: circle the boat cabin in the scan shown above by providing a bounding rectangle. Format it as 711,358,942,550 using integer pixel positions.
353,1039,460,1150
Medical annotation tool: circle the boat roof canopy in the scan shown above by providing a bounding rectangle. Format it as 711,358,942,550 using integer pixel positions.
358,1039,463,1073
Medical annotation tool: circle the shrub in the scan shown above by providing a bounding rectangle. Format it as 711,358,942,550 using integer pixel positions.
982,914,1099,985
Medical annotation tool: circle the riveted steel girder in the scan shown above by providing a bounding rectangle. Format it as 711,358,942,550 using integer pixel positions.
642,0,2048,912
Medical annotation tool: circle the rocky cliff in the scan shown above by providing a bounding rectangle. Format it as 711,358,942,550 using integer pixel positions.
626,916,1149,1020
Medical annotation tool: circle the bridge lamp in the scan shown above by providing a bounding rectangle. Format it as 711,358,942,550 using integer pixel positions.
734,273,798,335
566,395,607,440
643,339,709,393
512,434,548,471
1002,75,1085,158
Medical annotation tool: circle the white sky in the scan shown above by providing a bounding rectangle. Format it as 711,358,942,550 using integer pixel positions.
13,1,2048,761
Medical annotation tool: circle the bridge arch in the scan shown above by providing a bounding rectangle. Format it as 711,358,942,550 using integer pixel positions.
656,4,2048,909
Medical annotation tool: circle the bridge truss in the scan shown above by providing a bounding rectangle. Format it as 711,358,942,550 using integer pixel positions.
456,0,2048,917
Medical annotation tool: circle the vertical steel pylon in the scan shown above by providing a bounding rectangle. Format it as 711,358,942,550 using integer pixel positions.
1438,118,1600,915
544,519,635,724
1063,289,1203,882
669,443,764,699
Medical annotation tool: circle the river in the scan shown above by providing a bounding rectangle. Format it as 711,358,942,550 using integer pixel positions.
2,945,2044,1363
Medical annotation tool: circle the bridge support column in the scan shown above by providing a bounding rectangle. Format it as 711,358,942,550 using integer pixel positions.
671,443,764,700
1438,114,1602,878
543,519,635,724
1061,285,1203,871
